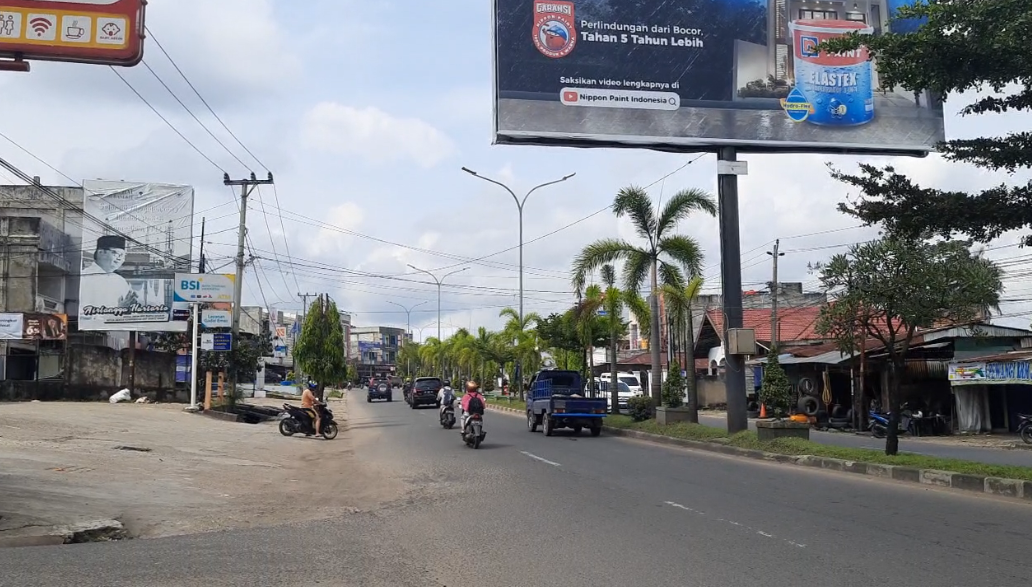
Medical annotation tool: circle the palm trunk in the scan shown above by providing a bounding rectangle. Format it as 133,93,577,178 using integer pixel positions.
649,260,661,406
685,303,698,423
588,346,595,397
610,326,619,414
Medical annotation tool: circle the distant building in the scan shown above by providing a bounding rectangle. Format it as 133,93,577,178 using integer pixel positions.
350,325,407,380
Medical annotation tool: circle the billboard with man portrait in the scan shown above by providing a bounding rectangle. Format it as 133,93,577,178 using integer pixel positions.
78,180,194,332
493,0,944,154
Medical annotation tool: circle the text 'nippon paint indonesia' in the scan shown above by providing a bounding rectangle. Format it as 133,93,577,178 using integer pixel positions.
786,19,874,126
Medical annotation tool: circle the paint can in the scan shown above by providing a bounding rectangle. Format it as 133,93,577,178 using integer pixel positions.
788,19,874,126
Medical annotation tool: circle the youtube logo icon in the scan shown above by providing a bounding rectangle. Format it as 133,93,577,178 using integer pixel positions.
563,90,579,103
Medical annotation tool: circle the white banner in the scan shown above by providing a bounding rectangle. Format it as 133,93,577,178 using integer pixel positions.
0,313,23,340
78,180,194,332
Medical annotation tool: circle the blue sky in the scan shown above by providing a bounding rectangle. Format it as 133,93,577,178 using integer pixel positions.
0,0,1029,337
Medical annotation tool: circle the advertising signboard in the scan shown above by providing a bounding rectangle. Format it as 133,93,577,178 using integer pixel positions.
174,273,235,303
78,180,194,332
201,310,231,329
0,313,68,340
493,0,944,154
0,0,145,67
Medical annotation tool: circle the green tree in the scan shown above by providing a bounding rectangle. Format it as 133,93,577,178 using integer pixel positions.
292,295,348,400
536,312,583,370
499,307,541,398
572,186,716,405
819,1,1032,245
815,237,1002,455
573,285,609,394
759,353,792,417
661,275,704,422
661,360,685,409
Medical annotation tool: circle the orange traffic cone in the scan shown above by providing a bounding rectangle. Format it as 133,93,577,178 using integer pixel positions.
759,403,767,419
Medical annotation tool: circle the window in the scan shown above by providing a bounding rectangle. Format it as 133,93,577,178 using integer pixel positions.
799,9,837,19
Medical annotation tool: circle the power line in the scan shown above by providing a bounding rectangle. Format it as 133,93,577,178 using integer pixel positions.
108,66,227,173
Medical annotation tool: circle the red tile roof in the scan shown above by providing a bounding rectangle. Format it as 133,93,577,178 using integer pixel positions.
705,307,825,343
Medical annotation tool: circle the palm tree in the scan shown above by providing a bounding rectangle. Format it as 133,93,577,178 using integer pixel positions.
662,275,704,422
499,307,541,398
572,186,716,405
595,264,651,414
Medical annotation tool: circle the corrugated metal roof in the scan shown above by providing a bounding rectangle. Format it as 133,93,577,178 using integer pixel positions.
953,349,1032,364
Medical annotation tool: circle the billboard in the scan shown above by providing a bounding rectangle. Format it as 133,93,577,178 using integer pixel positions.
0,313,68,340
78,180,194,332
0,0,145,67
493,0,944,154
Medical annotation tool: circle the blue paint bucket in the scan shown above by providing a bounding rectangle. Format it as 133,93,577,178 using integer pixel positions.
788,19,875,127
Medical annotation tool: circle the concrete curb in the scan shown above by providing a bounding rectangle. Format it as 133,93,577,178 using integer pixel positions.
485,404,1032,503
0,519,127,549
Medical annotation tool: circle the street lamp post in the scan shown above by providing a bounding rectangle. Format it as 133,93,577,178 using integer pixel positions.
461,167,575,396
407,265,468,343
388,300,427,377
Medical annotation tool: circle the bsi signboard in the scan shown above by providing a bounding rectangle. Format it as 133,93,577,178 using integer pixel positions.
174,273,235,303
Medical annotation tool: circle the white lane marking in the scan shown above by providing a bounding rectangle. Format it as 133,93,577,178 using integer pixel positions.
520,451,561,467
664,501,805,548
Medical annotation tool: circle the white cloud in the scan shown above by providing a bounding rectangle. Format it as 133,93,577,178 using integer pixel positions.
302,102,456,169
303,202,365,257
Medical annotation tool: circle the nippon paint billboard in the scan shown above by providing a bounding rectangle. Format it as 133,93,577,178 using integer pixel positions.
493,0,944,154
78,180,194,332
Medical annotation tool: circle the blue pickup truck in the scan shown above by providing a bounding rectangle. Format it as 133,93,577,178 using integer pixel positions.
526,369,607,437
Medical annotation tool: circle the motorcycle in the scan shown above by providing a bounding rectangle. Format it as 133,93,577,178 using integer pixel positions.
461,412,486,449
279,402,339,440
1018,413,1032,445
868,406,916,439
440,397,456,429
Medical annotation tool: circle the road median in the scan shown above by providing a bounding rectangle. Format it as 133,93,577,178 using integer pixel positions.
485,402,1032,502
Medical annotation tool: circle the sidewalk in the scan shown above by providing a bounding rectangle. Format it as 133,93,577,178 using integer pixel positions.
0,396,402,546
697,411,1032,468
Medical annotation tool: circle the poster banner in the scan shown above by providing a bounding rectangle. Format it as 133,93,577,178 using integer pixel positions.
949,361,1032,386
493,0,945,154
78,180,194,332
23,313,68,340
0,313,23,340
174,273,235,303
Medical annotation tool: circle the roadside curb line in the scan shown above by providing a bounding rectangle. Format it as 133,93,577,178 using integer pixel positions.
485,404,1032,503
0,519,127,549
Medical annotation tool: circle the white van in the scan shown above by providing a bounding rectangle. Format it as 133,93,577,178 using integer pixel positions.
600,372,643,395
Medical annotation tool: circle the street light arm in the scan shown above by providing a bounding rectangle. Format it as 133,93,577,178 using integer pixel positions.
441,266,469,283
521,173,576,207
407,263,441,286
462,168,520,208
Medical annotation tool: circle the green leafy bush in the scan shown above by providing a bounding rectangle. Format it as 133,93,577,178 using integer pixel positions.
662,361,685,408
760,353,793,416
627,395,653,422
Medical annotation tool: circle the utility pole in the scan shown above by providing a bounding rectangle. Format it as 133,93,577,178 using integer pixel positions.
407,265,468,344
297,291,318,384
767,239,784,352
198,217,206,273
224,172,274,399
461,167,575,398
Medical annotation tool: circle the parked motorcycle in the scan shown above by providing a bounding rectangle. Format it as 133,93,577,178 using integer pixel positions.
440,398,456,429
461,412,486,449
868,406,916,439
279,402,339,440
1018,413,1032,445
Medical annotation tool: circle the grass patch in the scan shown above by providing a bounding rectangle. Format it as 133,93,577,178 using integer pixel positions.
604,415,730,442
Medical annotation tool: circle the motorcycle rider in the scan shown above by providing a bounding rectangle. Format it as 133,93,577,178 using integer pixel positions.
460,380,486,434
301,382,321,436
437,381,455,421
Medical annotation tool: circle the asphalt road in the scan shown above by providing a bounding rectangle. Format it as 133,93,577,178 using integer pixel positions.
2,391,1030,586
698,413,1032,467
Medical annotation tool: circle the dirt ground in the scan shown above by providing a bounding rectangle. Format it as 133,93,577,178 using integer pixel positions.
0,394,407,541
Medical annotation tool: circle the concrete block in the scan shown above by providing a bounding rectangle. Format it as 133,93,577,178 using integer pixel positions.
891,466,921,483
864,463,893,478
755,420,810,442
919,469,952,487
1021,481,1032,502
818,457,845,471
842,460,866,475
985,477,1023,498
950,473,987,493
796,455,823,468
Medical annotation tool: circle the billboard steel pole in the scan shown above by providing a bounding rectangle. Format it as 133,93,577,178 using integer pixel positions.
717,148,748,434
